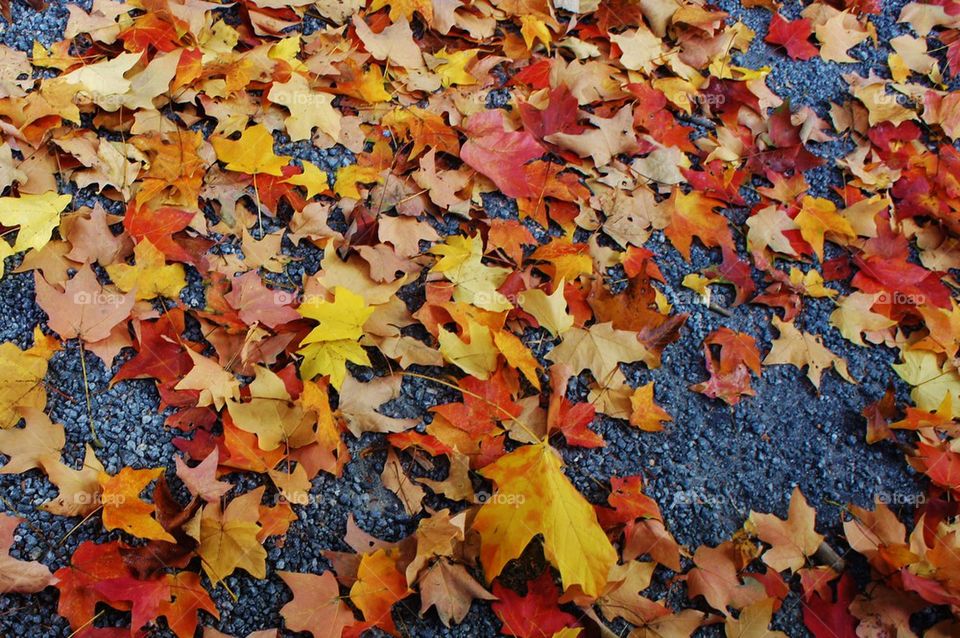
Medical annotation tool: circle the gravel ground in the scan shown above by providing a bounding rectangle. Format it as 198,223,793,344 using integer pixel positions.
0,1,932,637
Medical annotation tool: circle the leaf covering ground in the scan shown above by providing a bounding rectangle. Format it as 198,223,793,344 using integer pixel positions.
0,0,960,636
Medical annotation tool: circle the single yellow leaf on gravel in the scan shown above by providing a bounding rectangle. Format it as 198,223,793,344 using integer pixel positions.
106,238,186,300
472,442,617,597
211,123,289,176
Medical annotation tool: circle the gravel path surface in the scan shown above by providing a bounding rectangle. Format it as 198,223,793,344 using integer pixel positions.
0,0,934,636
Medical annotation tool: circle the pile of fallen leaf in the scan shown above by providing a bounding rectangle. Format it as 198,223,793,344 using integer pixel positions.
1,0,960,635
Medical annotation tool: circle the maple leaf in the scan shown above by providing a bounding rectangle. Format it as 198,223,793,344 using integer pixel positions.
54,541,133,630
686,541,765,613
211,124,289,176
160,571,221,638
492,570,578,637
431,234,511,311
472,442,617,597
226,366,312,451
279,571,356,638
192,487,267,585
0,407,64,474
0,191,71,258
892,349,960,417
175,349,241,410
460,110,543,198
0,513,53,593
94,575,172,632
352,16,424,69
692,328,763,405
98,467,177,542
419,559,496,627
437,320,500,379
546,323,654,387
40,444,105,517
519,282,574,336
268,74,341,142
34,267,135,343
664,190,734,261
297,287,374,390
546,105,639,168
794,196,856,260
106,238,186,300
349,549,411,636
763,317,854,389
802,573,858,638
725,598,789,638
814,10,869,63
175,449,232,503
766,13,819,60
829,292,896,346
629,382,672,432
745,488,824,573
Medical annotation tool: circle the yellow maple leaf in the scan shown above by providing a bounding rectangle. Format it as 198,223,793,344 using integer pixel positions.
431,234,511,311
0,192,72,276
211,124,289,176
518,281,573,336
520,15,552,52
0,328,59,428
893,349,960,418
284,162,330,199
297,287,374,390
299,287,374,345
333,164,381,199
298,339,370,390
433,48,477,87
437,320,499,379
106,238,186,300
193,487,267,585
368,0,433,22
472,442,617,597
267,74,341,142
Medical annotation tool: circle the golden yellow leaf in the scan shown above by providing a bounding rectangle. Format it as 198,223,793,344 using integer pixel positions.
472,442,617,597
